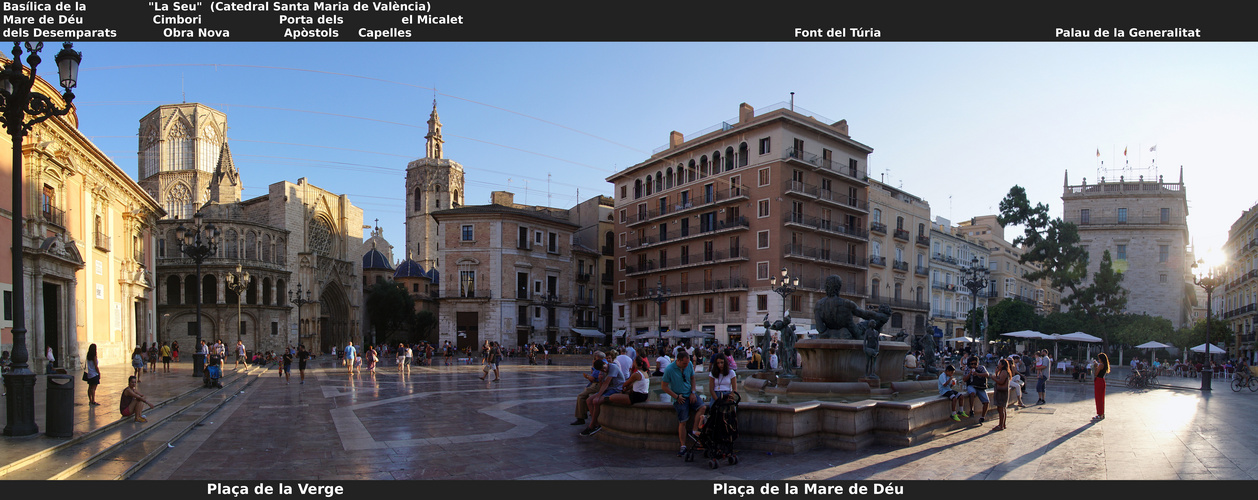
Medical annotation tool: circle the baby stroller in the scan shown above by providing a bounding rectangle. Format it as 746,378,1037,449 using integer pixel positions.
685,392,740,469
203,355,223,388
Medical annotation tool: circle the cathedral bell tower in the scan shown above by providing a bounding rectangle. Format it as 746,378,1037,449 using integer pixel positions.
405,100,465,271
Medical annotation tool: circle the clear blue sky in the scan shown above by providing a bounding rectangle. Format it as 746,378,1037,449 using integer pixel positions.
69,42,1256,264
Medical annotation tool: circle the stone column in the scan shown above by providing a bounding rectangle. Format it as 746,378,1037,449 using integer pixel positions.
66,279,80,370
32,271,46,374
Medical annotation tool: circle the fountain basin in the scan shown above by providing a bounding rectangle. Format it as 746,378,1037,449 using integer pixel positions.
595,389,997,453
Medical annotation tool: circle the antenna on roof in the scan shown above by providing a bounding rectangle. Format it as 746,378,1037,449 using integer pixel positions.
790,92,795,111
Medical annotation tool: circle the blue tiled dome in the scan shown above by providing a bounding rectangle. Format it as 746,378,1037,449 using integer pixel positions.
363,246,393,271
394,259,427,279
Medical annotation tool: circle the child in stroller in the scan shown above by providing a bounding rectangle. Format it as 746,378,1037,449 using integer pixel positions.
685,391,739,468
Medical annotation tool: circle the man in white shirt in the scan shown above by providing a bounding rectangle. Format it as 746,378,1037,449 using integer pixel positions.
614,348,634,377
655,353,671,376
905,351,918,370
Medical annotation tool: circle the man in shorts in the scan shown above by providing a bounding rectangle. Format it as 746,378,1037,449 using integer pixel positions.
298,344,310,384
235,340,248,370
661,351,706,457
345,341,358,374
938,364,966,421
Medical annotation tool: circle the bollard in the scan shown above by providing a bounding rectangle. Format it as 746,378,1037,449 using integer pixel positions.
45,373,75,437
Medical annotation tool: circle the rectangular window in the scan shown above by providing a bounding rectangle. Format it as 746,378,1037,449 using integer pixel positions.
518,226,529,249
620,185,627,199
1117,208,1128,223
704,298,715,314
1117,244,1127,260
790,295,802,312
757,261,770,280
757,294,768,311
758,199,770,218
1161,208,1170,223
1159,245,1169,263
618,280,625,295
729,296,740,312
1079,209,1090,225
619,209,626,223
1160,274,1168,284
758,137,771,155
757,230,769,249
680,300,690,315
461,224,474,241
548,232,558,253
271,321,278,336
618,304,625,319
758,167,770,187
2,288,12,324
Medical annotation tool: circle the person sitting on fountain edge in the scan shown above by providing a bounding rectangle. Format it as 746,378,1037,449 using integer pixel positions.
938,364,966,421
963,356,991,425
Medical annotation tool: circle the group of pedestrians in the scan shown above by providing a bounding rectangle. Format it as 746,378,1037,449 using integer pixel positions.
937,350,1113,431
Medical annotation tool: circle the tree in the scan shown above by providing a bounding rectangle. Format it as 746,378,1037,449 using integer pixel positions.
998,186,1130,350
365,281,414,345
986,298,1039,336
411,310,439,344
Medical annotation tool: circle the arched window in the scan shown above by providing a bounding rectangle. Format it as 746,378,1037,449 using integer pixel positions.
871,278,880,299
634,179,642,198
665,167,674,189
166,183,192,220
224,229,238,259
414,187,423,211
246,279,257,305
262,277,272,305
276,279,286,306
712,151,722,174
202,274,217,305
167,120,192,172
699,156,708,177
688,160,697,182
262,234,272,263
167,275,181,305
245,231,257,260
655,171,663,192
725,147,735,171
184,274,197,305
897,216,905,230
645,175,653,195
309,217,334,257
738,142,749,167
676,164,685,185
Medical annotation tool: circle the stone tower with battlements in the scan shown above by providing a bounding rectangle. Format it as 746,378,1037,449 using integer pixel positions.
405,100,465,270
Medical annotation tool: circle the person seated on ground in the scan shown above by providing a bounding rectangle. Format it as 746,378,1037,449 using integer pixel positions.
120,375,155,423
654,352,671,377
580,352,626,437
607,357,652,407
661,351,706,457
571,352,608,426
905,351,918,371
963,356,991,425
938,364,965,421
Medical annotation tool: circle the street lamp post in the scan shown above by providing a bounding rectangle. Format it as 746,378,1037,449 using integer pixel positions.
289,282,316,351
646,280,670,349
176,213,221,378
1,42,81,437
225,265,251,349
1192,257,1222,392
960,256,990,355
769,267,800,357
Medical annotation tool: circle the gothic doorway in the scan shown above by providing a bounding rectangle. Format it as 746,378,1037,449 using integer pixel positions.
317,282,351,353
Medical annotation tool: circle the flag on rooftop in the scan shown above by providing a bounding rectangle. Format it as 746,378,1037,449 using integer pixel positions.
1149,145,1157,152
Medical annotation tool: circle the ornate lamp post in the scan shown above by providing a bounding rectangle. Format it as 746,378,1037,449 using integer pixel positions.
176,212,221,377
768,268,799,352
289,282,316,350
646,279,671,348
960,256,990,354
1192,257,1223,392
225,265,251,348
2,41,81,437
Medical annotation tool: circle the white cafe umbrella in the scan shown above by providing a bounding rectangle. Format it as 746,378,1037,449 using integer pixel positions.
1059,332,1102,343
1002,330,1046,339
1189,343,1227,354
1135,341,1172,350
946,336,974,343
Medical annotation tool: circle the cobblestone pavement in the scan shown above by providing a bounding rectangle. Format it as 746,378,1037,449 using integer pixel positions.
6,356,1256,480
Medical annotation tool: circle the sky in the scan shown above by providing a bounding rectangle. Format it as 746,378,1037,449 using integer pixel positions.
65,42,1258,264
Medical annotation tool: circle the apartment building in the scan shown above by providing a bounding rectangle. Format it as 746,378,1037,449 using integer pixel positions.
866,179,931,337
928,217,992,338
1222,202,1258,362
608,102,873,346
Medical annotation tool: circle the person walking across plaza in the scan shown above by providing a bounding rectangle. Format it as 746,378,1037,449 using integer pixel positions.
1093,352,1110,420
345,341,358,374
160,342,172,373
235,340,248,370
171,341,180,363
84,343,101,406
45,345,55,373
281,348,294,384
298,344,310,384
1034,350,1049,405
132,346,146,384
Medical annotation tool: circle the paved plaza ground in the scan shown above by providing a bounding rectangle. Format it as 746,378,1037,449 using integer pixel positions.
3,354,1257,481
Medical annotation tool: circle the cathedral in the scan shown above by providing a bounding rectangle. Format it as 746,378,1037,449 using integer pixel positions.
138,103,364,355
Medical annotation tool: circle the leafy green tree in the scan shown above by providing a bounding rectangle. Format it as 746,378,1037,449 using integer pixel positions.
411,310,439,344
998,187,1131,350
985,299,1039,336
365,281,414,345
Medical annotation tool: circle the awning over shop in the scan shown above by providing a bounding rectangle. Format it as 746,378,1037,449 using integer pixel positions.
570,328,606,338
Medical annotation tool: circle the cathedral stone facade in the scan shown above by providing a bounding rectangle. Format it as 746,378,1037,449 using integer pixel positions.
139,103,364,355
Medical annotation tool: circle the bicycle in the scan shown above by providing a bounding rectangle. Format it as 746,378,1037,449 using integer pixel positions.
1230,373,1258,392
1126,370,1150,389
